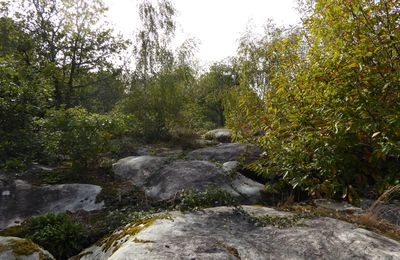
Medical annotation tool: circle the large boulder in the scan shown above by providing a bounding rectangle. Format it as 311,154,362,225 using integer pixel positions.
143,160,264,203
187,143,262,163
204,128,232,143
75,206,400,260
0,236,54,260
145,160,238,201
113,156,168,186
0,181,104,229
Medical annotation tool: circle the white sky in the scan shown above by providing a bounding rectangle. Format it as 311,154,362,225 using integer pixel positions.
104,0,300,66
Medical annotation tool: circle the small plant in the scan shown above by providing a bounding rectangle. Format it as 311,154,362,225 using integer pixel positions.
23,213,87,260
175,186,238,211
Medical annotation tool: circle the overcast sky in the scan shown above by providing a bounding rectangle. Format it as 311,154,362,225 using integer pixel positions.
104,0,300,66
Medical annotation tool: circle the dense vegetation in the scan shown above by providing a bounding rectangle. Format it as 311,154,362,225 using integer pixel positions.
0,0,399,201
226,0,400,201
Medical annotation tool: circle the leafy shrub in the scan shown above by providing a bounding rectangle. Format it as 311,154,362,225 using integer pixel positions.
227,0,400,201
37,107,132,171
23,213,87,260
0,56,50,169
175,186,237,211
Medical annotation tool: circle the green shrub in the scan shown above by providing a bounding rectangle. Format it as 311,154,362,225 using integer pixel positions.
175,186,237,211
24,213,87,260
37,107,132,171
227,0,400,201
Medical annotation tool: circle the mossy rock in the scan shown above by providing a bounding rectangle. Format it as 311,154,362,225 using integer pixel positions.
0,236,55,260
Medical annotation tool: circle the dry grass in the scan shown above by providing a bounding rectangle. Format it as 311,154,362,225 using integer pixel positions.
281,185,400,241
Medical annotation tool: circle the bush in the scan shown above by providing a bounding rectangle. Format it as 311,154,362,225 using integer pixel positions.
23,213,87,260
175,186,238,211
37,107,133,171
228,0,400,201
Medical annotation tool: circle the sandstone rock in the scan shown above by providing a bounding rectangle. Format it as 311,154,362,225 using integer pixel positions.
113,156,168,186
0,236,54,260
75,206,400,260
0,182,104,229
187,143,262,163
145,160,239,201
222,161,239,173
204,128,232,143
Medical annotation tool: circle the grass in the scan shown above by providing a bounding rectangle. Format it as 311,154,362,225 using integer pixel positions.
281,185,400,242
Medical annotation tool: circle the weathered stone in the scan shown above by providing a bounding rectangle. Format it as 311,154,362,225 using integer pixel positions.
76,206,400,260
113,156,168,186
360,199,400,226
0,182,104,229
222,161,239,173
187,143,262,163
204,128,232,143
230,174,265,204
145,160,239,201
0,236,54,260
314,199,363,213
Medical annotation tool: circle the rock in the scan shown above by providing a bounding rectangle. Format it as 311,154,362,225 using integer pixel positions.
0,182,104,229
314,199,363,213
359,199,400,226
134,147,183,157
204,128,232,143
222,161,239,173
187,143,262,163
28,163,55,174
0,236,54,260
145,160,239,201
113,156,168,186
230,174,265,204
75,206,400,260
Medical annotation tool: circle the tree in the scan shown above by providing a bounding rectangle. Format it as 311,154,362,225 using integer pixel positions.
228,0,400,200
197,62,239,127
10,0,127,108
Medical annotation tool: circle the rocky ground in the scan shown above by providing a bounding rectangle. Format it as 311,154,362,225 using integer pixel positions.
0,129,399,259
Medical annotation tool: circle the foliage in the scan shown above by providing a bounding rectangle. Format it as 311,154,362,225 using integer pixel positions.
7,0,127,108
227,0,400,200
0,19,51,168
196,62,239,127
37,107,132,170
23,213,87,260
175,186,238,211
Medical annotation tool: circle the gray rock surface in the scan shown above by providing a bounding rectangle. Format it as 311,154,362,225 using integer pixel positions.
113,156,168,186
0,181,104,229
222,161,239,173
187,143,262,163
204,128,232,143
145,160,238,201
76,206,400,260
360,199,400,226
0,236,54,260
144,160,264,203
314,199,363,213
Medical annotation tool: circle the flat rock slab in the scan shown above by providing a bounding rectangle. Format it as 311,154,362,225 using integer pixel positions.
187,143,262,163
314,199,363,213
76,206,400,260
0,181,104,229
0,236,54,260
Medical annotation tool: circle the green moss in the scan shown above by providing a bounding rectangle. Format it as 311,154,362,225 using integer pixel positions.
255,215,303,228
8,239,40,256
100,213,173,253
0,243,7,253
132,238,155,244
0,225,25,237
